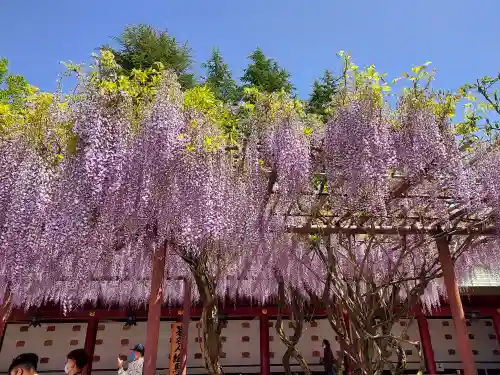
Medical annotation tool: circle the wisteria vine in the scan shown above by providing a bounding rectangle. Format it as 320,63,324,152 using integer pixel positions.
0,71,500,315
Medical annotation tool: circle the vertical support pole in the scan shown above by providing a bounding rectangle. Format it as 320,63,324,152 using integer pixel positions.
417,311,437,374
260,310,271,375
0,317,6,351
144,245,167,375
491,309,500,349
436,236,476,375
83,317,99,375
0,289,12,352
179,279,191,375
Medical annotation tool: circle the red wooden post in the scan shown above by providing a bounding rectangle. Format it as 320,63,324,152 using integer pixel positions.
0,317,6,349
491,309,500,348
0,311,7,352
83,317,99,375
179,279,191,375
0,289,11,351
260,310,271,375
417,311,437,374
436,236,476,375
144,245,167,375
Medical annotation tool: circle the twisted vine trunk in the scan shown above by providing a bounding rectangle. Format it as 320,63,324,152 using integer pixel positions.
319,234,432,375
414,340,426,375
193,270,224,375
394,343,406,375
276,282,311,375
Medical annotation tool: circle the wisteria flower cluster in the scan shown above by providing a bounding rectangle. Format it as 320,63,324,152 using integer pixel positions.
1,74,500,312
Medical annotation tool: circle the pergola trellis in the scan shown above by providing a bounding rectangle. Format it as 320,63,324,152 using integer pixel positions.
282,162,498,375
289,225,495,375
119,222,494,375
136,176,496,375
1,175,495,375
0,179,495,375
1,107,498,375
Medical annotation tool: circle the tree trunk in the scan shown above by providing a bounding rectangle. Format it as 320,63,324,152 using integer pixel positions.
193,270,224,375
394,343,406,375
323,285,351,374
415,340,425,375
276,282,311,375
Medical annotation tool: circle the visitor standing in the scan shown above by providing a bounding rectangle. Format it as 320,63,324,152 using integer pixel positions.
117,344,145,375
65,349,89,375
8,353,39,375
321,339,337,375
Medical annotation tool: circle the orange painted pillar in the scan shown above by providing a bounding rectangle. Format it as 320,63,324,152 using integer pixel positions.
83,317,99,375
0,312,7,352
260,310,270,375
436,236,476,375
491,309,500,349
144,245,167,375
417,311,437,374
0,289,11,351
179,279,191,375
0,318,6,350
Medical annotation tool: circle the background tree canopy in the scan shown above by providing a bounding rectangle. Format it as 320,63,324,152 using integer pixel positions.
202,48,242,104
102,24,196,90
241,47,294,94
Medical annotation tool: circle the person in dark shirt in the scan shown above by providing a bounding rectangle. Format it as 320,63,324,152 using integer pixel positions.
322,339,337,375
65,349,89,375
8,353,39,375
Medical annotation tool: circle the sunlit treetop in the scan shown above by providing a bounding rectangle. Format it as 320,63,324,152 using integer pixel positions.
241,48,294,94
202,48,242,105
102,24,196,90
457,73,500,147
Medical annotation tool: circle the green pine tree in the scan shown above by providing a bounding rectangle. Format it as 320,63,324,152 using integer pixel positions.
307,70,340,122
202,48,242,104
241,47,293,94
103,24,196,89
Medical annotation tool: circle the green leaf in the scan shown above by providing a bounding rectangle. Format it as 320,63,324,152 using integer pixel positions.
411,65,423,74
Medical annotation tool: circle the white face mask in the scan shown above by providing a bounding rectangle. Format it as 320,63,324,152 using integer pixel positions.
64,363,70,374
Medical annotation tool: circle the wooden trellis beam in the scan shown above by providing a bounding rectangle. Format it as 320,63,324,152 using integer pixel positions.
287,224,498,236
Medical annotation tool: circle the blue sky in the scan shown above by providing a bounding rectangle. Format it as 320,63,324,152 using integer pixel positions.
1,0,499,99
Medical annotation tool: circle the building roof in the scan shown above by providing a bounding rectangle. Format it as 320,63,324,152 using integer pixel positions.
461,267,500,288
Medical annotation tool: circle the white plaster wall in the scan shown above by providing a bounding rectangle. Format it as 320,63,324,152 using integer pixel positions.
268,318,336,373
92,321,173,371
428,317,500,370
186,319,261,374
385,320,422,370
0,322,88,374
1,317,500,374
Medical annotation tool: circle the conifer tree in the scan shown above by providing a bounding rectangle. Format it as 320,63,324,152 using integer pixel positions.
241,47,293,94
202,48,241,104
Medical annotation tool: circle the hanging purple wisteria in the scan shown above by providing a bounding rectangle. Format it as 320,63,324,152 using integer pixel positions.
0,67,500,317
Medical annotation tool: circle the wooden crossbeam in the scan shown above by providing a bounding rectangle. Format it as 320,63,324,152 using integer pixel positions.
287,224,498,236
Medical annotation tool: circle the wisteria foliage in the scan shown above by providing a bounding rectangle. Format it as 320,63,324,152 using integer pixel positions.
1,72,500,312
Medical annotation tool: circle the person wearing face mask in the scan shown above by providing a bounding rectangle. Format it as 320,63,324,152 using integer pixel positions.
117,344,144,375
65,349,89,375
321,339,337,375
8,353,39,375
